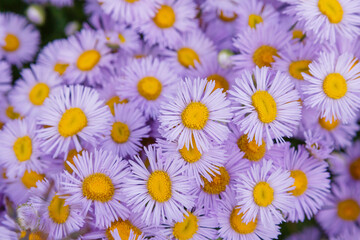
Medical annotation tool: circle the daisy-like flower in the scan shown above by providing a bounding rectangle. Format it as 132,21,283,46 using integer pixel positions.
330,141,360,185
157,138,227,186
217,188,280,240
304,130,333,161
28,178,84,239
61,149,130,227
273,42,321,92
159,77,232,153
232,23,291,70
159,208,218,240
0,13,40,67
0,118,45,178
301,107,359,149
37,39,70,77
235,160,295,225
236,0,279,31
123,145,195,225
0,94,22,127
274,145,330,222
302,51,360,123
101,0,161,24
163,30,217,76
37,85,112,158
293,0,360,43
59,29,114,85
188,57,236,93
137,0,197,48
101,103,150,158
191,152,249,213
0,61,12,93
316,182,360,237
117,57,178,119
229,67,302,148
9,65,63,118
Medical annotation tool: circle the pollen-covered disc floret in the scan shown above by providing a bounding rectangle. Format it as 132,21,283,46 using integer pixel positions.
160,77,232,153
123,145,195,225
229,67,301,147
60,149,130,227
37,85,112,157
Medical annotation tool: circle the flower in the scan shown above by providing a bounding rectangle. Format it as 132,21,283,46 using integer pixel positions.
123,145,195,225
293,0,360,43
28,178,84,239
100,103,150,158
273,145,331,222
60,149,130,227
229,67,302,148
232,23,291,70
9,64,63,118
159,77,233,153
0,61,12,93
0,118,45,178
302,51,360,123
0,13,40,67
137,0,197,48
117,57,178,119
37,85,112,157
59,29,114,85
235,160,295,225
316,182,360,237
217,188,280,240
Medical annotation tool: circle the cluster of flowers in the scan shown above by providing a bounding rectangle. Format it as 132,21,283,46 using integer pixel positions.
0,0,360,239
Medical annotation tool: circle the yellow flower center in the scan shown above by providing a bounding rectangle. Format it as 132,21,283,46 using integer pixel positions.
124,0,139,3
58,108,87,138
106,219,142,240
318,0,344,24
147,170,172,203
28,231,47,240
253,45,278,68
323,73,347,99
350,158,360,180
2,33,20,52
118,34,126,43
289,170,308,197
82,173,115,202
76,49,101,71
177,48,200,68
292,30,305,40
48,195,70,224
181,102,209,130
248,14,263,28
173,212,199,240
207,74,229,93
106,96,127,115
318,116,339,131
153,5,176,29
337,199,360,221
252,90,277,123
111,122,130,144
29,83,50,106
179,139,202,163
201,166,230,195
218,11,238,22
21,170,45,189
13,136,32,162
230,207,257,234
237,134,266,162
6,106,21,119
64,149,83,174
137,76,162,101
54,62,69,76
289,60,312,80
253,182,274,207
